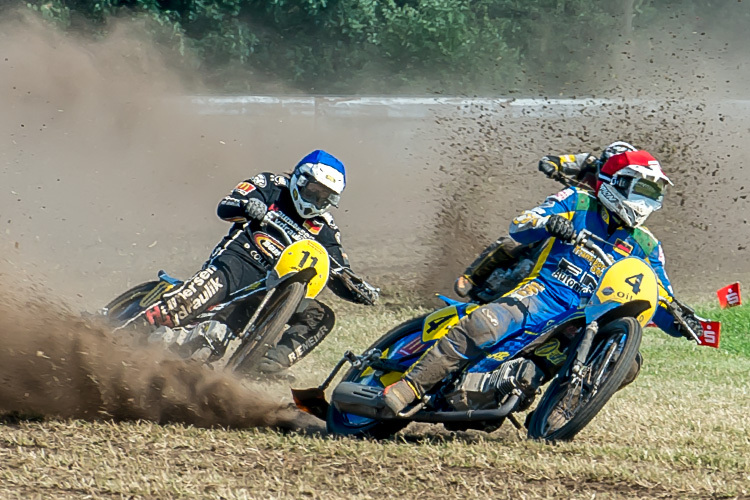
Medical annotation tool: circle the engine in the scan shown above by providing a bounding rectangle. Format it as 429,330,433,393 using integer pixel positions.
445,358,544,412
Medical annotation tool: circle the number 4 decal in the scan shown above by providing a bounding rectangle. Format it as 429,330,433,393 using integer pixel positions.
426,314,452,334
625,273,644,294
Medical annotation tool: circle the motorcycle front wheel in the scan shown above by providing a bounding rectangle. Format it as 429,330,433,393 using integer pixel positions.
527,316,642,441
225,281,307,375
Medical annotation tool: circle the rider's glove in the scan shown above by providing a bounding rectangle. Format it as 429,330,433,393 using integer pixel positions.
244,198,268,220
355,281,380,306
678,313,703,340
538,156,561,178
545,215,576,242
454,275,474,298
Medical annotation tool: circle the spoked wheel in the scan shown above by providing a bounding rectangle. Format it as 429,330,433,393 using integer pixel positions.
326,315,427,439
527,317,642,441
225,281,307,375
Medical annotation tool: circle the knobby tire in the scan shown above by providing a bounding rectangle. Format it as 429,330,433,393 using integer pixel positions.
103,281,160,326
527,316,642,441
225,281,307,375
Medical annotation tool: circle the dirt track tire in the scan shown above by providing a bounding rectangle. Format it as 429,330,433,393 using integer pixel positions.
326,315,428,439
527,317,642,442
103,281,160,326
225,281,307,375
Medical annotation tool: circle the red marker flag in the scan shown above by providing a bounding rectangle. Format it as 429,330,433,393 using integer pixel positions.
698,320,721,348
717,282,742,309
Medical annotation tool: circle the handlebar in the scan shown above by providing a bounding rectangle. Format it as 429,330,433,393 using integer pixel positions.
659,295,703,343
571,229,614,267
551,172,590,191
258,214,377,304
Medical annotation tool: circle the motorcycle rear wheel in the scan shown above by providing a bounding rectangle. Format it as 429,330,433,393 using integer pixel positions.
527,316,642,441
103,280,160,326
326,315,428,439
225,281,307,375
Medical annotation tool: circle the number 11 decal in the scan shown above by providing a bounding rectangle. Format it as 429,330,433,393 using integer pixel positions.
299,250,319,268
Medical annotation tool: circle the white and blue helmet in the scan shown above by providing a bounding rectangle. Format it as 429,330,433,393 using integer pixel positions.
290,150,346,219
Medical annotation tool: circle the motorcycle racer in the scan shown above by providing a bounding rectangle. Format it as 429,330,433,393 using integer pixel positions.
455,141,640,303
380,150,703,417
136,150,379,374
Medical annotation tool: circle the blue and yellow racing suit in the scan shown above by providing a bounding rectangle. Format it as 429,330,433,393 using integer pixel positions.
404,186,682,395
509,186,681,337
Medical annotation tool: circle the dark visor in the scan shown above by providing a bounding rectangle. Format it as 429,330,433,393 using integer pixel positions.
300,177,340,208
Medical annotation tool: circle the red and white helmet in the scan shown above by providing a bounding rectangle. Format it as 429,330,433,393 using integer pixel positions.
596,151,673,228
599,141,637,164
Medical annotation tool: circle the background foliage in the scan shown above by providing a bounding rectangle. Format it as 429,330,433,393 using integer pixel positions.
14,0,749,93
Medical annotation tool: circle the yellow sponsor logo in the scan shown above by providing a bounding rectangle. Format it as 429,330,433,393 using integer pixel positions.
138,281,174,307
534,338,567,365
487,351,510,361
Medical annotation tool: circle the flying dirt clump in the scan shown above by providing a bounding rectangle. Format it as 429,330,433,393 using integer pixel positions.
0,285,312,431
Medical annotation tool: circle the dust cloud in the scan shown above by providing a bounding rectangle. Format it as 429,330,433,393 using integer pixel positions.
0,13,432,426
0,282,315,430
423,8,750,298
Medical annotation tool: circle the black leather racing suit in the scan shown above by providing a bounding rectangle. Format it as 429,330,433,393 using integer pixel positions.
152,172,376,370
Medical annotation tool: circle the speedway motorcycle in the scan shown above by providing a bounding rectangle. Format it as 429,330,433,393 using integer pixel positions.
293,229,718,440
102,215,356,376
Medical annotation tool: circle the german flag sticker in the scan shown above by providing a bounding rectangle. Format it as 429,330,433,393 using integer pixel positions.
614,239,633,257
304,219,323,235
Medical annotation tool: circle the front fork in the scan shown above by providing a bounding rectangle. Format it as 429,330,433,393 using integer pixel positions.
564,320,622,409
571,321,598,381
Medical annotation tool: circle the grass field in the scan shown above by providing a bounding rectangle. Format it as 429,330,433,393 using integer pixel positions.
1,299,748,499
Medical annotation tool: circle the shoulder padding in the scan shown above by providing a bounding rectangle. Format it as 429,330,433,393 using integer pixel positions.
321,212,338,230
632,226,658,255
575,191,597,212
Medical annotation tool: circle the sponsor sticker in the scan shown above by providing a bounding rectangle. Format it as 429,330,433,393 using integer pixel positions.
396,336,424,356
251,174,267,188
234,182,256,195
254,232,285,259
614,239,633,257
534,338,567,365
717,282,741,308
550,188,574,202
270,175,288,187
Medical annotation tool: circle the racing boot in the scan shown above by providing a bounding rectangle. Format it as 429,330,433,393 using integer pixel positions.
257,340,296,374
379,334,470,416
257,301,335,374
379,378,422,417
